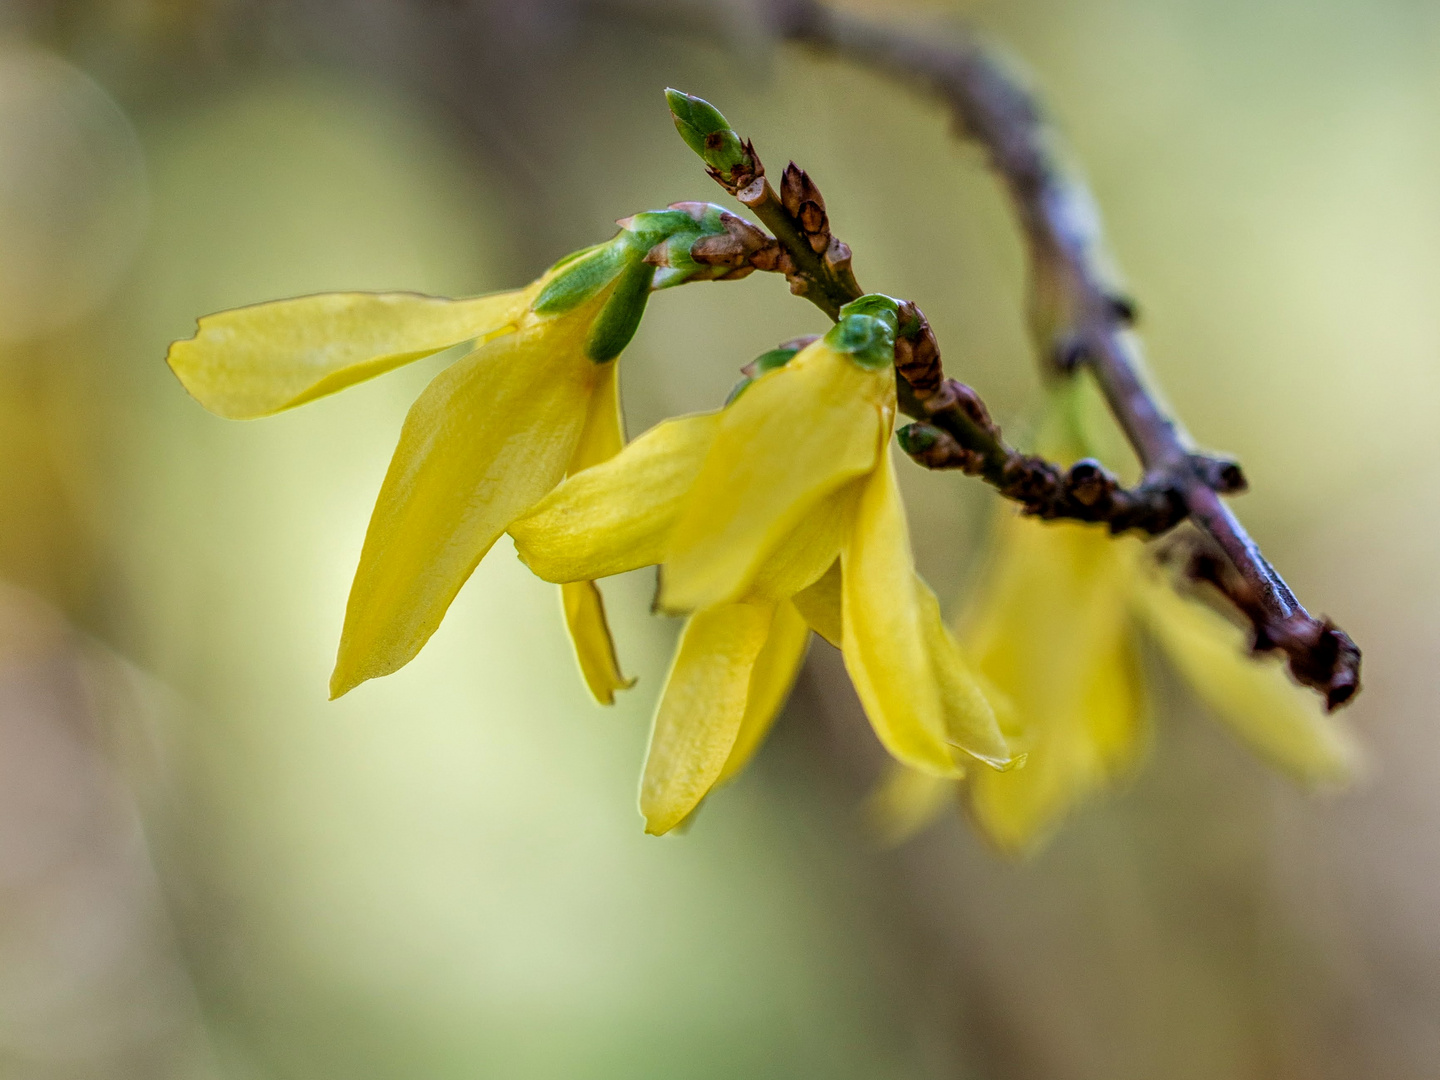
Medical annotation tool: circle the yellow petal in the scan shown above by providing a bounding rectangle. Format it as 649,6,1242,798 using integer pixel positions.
915,580,1015,769
792,559,842,648
641,601,775,835
715,599,811,786
509,411,721,584
864,763,960,847
840,450,962,777
557,362,634,705
962,515,1146,853
747,483,857,604
167,287,534,420
1135,576,1357,786
661,341,890,612
567,357,626,472
561,580,635,706
331,313,598,697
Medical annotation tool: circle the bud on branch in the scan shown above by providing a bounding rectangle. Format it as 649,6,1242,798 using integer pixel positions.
667,78,1360,710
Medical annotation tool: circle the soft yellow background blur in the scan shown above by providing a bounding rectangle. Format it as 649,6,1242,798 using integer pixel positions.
0,2,1435,1078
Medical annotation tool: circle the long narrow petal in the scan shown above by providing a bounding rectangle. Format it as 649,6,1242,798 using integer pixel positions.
1135,578,1357,785
331,319,597,697
641,601,775,835
661,342,889,612
558,362,633,704
561,581,636,706
509,411,721,584
915,580,1015,769
841,451,962,777
962,515,1146,852
167,288,533,419
715,599,811,786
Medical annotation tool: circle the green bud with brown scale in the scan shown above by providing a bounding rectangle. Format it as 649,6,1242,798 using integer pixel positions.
665,89,760,192
826,294,901,370
536,202,764,361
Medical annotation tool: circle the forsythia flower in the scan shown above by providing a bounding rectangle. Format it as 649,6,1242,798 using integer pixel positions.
167,205,742,702
510,296,1018,834
874,386,1358,852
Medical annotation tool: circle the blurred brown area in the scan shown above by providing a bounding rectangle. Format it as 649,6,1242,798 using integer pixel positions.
0,1,1435,1078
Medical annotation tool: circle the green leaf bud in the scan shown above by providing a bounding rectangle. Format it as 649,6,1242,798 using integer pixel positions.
838,293,901,328
895,422,942,456
826,294,901,370
665,89,751,180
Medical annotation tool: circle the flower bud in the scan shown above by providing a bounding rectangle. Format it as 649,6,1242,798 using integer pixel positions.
665,89,757,188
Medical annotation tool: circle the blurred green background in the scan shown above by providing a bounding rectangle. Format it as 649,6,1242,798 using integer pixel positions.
0,1,1434,1077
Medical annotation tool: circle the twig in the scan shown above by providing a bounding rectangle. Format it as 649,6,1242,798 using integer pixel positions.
673,107,1211,534
686,4,1361,708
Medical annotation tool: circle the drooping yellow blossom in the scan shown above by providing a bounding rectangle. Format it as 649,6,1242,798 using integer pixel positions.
166,205,745,702
510,296,1017,834
875,382,1358,853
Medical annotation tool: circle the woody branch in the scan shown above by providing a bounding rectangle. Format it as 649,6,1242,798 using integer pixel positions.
675,3,1360,709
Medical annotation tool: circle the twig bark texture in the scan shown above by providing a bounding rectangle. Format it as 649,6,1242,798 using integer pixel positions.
701,0,1360,709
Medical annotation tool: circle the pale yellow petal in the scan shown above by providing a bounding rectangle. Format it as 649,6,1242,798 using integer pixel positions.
331,318,597,697
962,514,1147,853
567,357,626,472
1135,577,1357,786
840,451,961,777
509,411,721,583
641,601,775,835
747,484,857,604
792,559,842,648
661,341,889,612
167,287,533,420
561,580,635,706
715,599,811,786
915,579,1016,769
864,763,960,847
968,627,1144,853
556,362,634,705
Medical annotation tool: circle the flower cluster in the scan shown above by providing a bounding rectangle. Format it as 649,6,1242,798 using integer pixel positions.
166,98,1358,848
511,296,1015,833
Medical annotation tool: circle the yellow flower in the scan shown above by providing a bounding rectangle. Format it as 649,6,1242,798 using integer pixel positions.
875,384,1358,853
166,206,744,702
511,297,1017,834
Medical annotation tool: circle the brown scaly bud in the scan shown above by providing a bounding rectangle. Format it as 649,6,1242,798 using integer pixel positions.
780,163,831,253
1189,452,1248,495
670,204,791,282
896,422,984,473
926,379,1002,442
1000,455,1064,508
1062,458,1118,509
685,211,773,270
708,137,764,194
893,301,944,397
